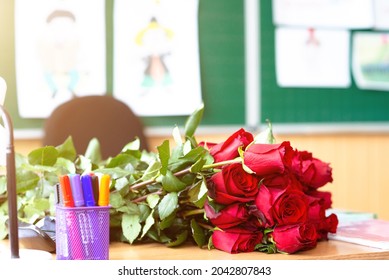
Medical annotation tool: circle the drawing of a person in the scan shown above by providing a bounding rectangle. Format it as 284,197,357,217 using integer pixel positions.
37,9,80,99
135,17,174,88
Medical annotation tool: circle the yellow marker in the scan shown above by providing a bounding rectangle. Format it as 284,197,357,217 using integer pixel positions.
98,174,110,206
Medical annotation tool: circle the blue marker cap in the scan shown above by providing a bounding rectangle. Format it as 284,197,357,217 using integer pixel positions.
81,174,96,207
69,174,85,207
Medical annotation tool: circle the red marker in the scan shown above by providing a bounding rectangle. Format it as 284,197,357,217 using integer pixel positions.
59,175,74,207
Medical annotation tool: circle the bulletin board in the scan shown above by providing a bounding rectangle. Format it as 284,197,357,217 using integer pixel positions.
0,0,246,131
1,0,389,135
260,1,389,124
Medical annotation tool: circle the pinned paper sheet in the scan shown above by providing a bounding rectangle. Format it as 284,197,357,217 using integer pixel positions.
273,0,374,29
373,0,389,30
14,0,106,118
275,27,351,88
113,0,202,116
352,32,389,91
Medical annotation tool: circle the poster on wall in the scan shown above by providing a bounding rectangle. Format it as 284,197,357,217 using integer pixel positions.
14,0,106,118
273,0,374,29
113,0,202,116
373,0,389,30
275,27,351,88
352,32,389,91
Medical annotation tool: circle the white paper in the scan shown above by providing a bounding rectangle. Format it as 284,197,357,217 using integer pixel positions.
113,0,202,116
14,0,106,118
352,32,389,91
273,0,374,29
275,27,351,88
373,0,389,30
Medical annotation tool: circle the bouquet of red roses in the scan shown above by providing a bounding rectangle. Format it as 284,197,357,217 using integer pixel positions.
0,104,338,255
202,128,338,254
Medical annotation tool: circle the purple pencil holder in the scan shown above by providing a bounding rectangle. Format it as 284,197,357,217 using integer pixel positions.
55,205,110,260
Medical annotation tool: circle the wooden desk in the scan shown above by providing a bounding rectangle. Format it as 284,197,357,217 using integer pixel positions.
1,240,389,260
108,240,389,260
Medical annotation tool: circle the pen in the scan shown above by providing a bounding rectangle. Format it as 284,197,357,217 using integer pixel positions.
98,174,110,206
69,174,85,207
54,183,62,205
90,174,100,204
81,174,96,207
59,175,74,207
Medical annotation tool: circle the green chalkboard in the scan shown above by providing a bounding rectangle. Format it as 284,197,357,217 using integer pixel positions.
0,0,246,131
260,1,389,124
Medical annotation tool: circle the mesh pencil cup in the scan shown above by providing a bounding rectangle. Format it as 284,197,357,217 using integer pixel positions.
55,205,110,260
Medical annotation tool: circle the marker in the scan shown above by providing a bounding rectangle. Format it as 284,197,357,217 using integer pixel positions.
90,174,100,204
59,175,74,207
54,183,62,205
98,174,110,206
69,174,85,207
81,174,96,207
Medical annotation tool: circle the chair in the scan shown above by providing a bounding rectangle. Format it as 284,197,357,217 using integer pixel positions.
42,95,149,159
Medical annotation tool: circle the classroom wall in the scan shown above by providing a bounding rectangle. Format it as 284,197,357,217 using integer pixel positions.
14,133,389,220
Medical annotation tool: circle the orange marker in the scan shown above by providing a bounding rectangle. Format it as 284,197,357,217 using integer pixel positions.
98,174,110,206
59,175,74,207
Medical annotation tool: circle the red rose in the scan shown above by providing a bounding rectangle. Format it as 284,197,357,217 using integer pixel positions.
291,150,333,189
209,128,254,162
271,223,318,254
255,184,308,227
262,170,303,191
243,141,293,176
208,163,260,205
305,194,338,240
306,190,333,210
204,202,249,229
315,213,338,240
212,228,263,254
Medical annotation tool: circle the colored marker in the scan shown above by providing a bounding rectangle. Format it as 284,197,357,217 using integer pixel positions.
69,174,85,207
81,174,96,207
98,174,110,206
54,183,62,205
59,175,74,207
90,174,100,204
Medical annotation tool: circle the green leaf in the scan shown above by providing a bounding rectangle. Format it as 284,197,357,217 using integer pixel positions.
16,170,40,194
106,153,137,168
0,214,9,239
54,157,76,174
159,209,177,230
253,120,276,144
187,179,208,208
161,170,186,192
55,136,77,161
116,202,140,215
157,140,170,176
93,167,132,179
122,138,141,152
184,102,204,138
191,219,206,247
172,126,183,146
122,214,141,244
84,138,102,163
190,157,207,173
166,230,188,247
140,160,162,182
141,210,155,238
146,193,160,209
28,146,58,166
158,192,178,220
0,176,6,195
110,191,125,208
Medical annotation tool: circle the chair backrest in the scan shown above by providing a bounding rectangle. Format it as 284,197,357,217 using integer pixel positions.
42,95,149,159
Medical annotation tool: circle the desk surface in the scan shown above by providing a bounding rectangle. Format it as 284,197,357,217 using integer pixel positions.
1,240,389,260
107,240,389,260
